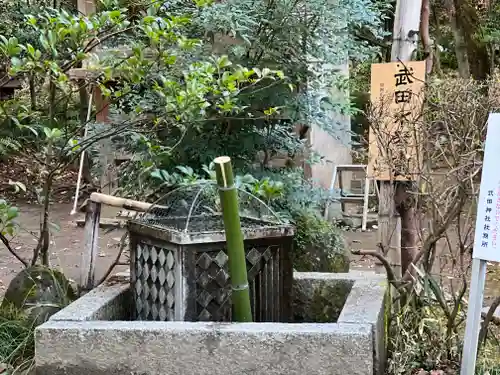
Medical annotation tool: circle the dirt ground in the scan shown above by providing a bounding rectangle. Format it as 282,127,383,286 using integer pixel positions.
1,202,500,308
0,203,128,293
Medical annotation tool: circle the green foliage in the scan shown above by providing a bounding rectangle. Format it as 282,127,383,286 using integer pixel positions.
0,0,43,60
0,0,286,266
0,137,20,158
475,3,500,66
387,299,461,375
0,305,34,370
292,209,348,272
0,199,18,237
479,5,500,44
108,0,390,182
172,0,390,131
0,1,286,155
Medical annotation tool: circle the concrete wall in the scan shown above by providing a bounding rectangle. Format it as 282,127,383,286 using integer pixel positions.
306,61,352,190
305,59,352,219
36,271,387,375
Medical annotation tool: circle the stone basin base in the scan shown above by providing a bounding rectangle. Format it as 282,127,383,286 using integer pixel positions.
35,271,387,375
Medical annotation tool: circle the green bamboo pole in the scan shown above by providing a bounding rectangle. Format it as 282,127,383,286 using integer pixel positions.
214,156,253,322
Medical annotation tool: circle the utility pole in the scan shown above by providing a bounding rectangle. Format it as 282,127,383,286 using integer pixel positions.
377,0,423,279
391,0,423,62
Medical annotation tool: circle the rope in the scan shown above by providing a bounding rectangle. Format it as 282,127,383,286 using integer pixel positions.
70,86,94,215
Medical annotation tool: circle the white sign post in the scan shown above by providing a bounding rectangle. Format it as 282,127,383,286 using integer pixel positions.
461,113,500,375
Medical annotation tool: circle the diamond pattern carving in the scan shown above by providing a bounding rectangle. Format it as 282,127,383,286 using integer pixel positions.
158,250,166,266
214,251,228,267
131,234,288,323
192,244,282,322
133,242,177,321
196,252,212,270
246,248,261,265
215,269,229,287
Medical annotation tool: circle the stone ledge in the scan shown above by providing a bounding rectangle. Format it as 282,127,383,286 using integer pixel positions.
36,321,373,375
338,279,387,375
50,277,130,322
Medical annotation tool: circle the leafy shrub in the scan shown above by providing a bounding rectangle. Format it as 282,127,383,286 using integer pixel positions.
291,209,348,273
0,137,20,159
0,199,18,237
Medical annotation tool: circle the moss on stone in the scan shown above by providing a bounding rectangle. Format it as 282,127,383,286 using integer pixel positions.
309,282,351,323
1,265,76,325
291,279,352,323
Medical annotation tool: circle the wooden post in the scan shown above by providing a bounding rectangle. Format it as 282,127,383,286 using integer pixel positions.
361,177,370,231
80,200,101,291
377,182,402,277
376,0,423,277
94,86,110,123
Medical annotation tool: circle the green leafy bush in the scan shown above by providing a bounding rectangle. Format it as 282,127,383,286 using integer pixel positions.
0,199,18,237
291,209,348,273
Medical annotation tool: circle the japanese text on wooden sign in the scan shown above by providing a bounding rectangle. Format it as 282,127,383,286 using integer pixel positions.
473,113,500,262
368,61,426,181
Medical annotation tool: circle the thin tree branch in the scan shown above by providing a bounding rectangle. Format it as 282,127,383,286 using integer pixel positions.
479,295,500,351
0,232,28,267
351,248,403,288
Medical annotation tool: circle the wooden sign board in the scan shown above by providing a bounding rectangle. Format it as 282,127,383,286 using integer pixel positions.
367,61,426,181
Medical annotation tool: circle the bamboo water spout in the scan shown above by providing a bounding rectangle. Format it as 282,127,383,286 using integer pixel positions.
214,156,253,322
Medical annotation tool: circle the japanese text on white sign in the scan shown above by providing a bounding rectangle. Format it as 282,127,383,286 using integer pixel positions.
473,113,500,262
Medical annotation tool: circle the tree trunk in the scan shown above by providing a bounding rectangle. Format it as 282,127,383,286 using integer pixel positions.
457,0,490,80
420,0,433,74
29,74,37,110
431,4,443,75
448,0,490,79
389,0,423,276
395,183,418,275
391,0,423,61
448,0,470,78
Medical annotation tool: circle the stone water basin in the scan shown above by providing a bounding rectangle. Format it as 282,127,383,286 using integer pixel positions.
35,271,387,375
